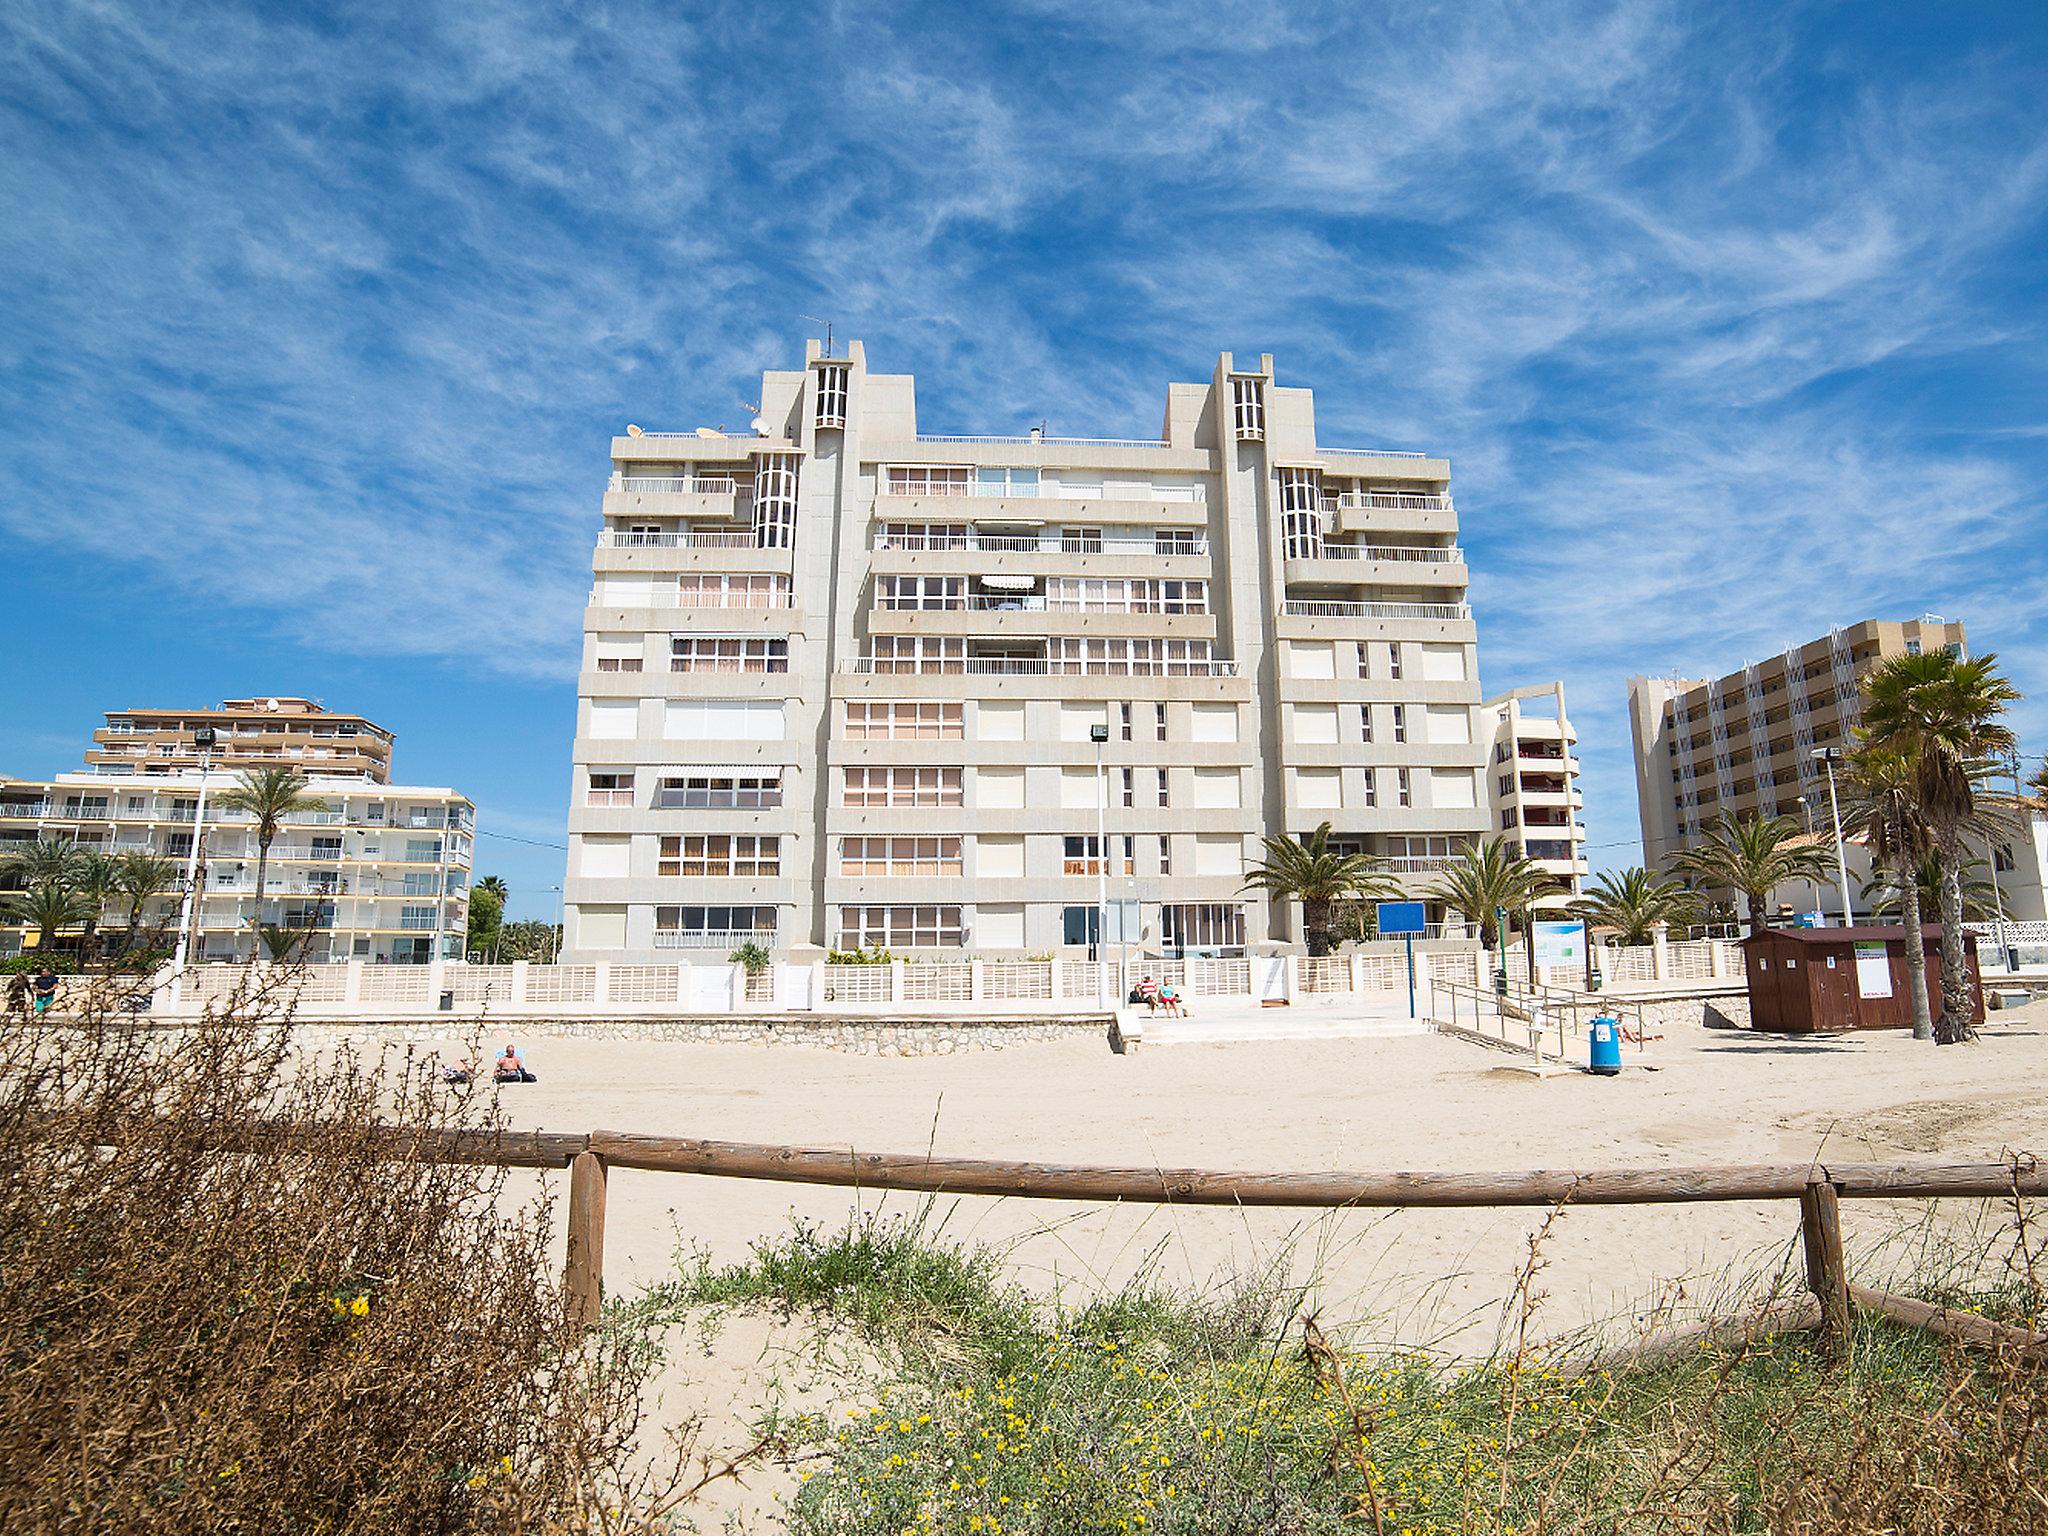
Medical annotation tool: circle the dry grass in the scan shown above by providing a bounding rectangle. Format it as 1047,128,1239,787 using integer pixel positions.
0,967,705,1534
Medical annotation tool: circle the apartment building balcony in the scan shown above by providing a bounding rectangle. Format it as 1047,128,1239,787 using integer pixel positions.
1284,544,1466,588
0,801,49,819
1323,492,1457,537
865,599,1216,641
652,927,774,950
601,475,751,520
592,537,797,576
1276,600,1475,641
840,655,1239,678
869,540,1210,582
873,492,1208,528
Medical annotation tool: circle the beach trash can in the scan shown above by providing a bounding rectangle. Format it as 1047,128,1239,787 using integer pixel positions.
1588,1015,1622,1075
438,989,455,1011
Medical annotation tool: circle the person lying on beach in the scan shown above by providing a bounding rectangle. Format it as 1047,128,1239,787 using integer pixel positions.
493,1045,536,1084
441,1058,474,1085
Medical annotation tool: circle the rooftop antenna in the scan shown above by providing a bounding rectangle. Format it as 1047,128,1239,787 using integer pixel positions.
802,314,835,357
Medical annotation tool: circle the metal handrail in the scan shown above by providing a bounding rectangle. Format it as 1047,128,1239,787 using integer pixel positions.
1283,601,1472,620
1291,544,1462,563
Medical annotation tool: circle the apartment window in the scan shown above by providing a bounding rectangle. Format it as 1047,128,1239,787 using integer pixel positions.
1388,643,1403,680
1047,577,1207,614
1062,836,1135,876
815,362,849,428
164,832,193,857
844,701,963,740
1061,906,1104,950
105,720,133,734
1157,769,1170,807
1391,705,1407,743
1357,644,1372,680
1162,902,1246,953
885,465,971,497
311,836,342,859
655,774,782,809
657,905,776,938
1119,703,1133,742
1361,707,1374,744
837,904,963,949
1501,809,1517,830
1121,767,1135,809
1361,771,1377,808
586,772,634,807
868,635,964,674
750,452,801,548
675,573,791,608
1278,467,1322,559
878,521,969,551
843,766,962,807
1904,639,1921,656
670,637,789,673
594,640,642,673
1155,704,1168,742
1155,528,1199,555
658,835,780,877
839,837,963,877
1158,837,1172,875
1498,774,1514,799
1231,376,1265,440
1051,638,1212,675
878,575,964,610
1397,769,1412,807
1060,526,1103,553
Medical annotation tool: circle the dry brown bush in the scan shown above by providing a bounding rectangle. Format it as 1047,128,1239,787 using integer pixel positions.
0,968,690,1533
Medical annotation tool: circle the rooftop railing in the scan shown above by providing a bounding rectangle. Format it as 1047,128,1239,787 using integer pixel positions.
1318,447,1434,461
1322,491,1452,511
1283,600,1472,620
914,433,1168,449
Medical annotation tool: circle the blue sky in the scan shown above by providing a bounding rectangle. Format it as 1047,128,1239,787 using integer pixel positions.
3,0,2046,918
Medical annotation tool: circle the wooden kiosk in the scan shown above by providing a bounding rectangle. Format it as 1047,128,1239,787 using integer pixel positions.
1741,925,1980,1034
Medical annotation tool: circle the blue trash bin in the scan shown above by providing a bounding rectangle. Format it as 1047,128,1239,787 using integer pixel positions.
1588,1015,1622,1076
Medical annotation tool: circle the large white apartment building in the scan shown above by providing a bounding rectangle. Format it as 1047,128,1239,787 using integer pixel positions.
1481,684,1588,899
565,341,1520,962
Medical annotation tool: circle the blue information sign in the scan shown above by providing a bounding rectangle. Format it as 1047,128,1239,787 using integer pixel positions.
1376,901,1427,937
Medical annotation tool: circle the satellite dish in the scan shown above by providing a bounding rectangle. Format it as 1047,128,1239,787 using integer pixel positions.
752,416,770,436
265,698,281,712
626,424,643,436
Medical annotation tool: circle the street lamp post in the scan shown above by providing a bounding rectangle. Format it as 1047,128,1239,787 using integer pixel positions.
169,729,219,994
1811,747,1854,929
1091,723,1111,1009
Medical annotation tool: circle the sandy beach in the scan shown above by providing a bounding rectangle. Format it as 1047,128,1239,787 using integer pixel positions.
452,1002,2048,1353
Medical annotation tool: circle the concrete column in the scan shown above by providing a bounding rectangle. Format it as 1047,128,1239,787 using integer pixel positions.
428,956,446,1013
970,959,985,1001
730,964,748,1009
1281,954,1300,1004
344,959,364,1007
511,959,529,1006
675,961,692,1005
890,959,906,1005
809,960,825,1010
1651,925,1670,981
1708,940,1727,979
593,961,611,1007
1349,951,1365,993
1049,958,1064,1002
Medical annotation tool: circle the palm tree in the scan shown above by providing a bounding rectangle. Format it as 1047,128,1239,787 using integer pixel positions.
1861,650,2020,1045
2,837,84,892
113,852,181,959
2028,756,2048,810
475,874,509,903
1240,822,1398,956
69,852,123,964
1670,811,1831,936
7,883,92,960
1861,852,1996,924
1569,867,1694,946
1843,742,1937,1040
214,768,327,942
1425,837,1547,950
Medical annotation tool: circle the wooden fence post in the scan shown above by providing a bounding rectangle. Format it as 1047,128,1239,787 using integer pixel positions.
563,1150,609,1330
1800,1174,1851,1360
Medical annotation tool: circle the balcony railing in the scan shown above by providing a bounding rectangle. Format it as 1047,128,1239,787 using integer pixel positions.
596,530,765,549
652,929,776,949
1382,855,1456,874
1317,448,1433,462
614,476,743,495
589,587,794,608
1283,601,1471,620
1321,491,1451,511
0,803,48,818
875,595,1209,616
915,433,1168,449
842,656,1237,677
872,531,1209,555
1292,544,1462,563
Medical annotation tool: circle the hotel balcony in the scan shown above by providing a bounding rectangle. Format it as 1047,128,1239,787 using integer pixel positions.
601,475,751,521
1322,491,1457,537
1284,543,1466,588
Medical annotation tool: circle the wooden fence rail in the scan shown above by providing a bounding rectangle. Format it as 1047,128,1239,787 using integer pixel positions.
39,1113,2046,1353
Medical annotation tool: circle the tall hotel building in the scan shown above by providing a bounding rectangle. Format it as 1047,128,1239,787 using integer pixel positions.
1627,617,1968,874
564,341,1511,961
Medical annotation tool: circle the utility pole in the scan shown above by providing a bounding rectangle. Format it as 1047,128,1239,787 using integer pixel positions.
1812,747,1854,929
170,728,218,990
1091,723,1110,1008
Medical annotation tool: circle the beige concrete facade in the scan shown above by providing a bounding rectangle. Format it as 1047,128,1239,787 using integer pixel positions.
565,343,1499,962
1627,617,1969,888
88,697,396,782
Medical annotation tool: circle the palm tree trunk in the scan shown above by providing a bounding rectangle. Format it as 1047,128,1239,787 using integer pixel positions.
1746,890,1767,936
251,834,272,957
1303,898,1332,958
1933,841,1976,1045
1897,861,1933,1041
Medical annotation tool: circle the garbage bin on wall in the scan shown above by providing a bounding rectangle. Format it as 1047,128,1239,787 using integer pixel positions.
438,990,454,1012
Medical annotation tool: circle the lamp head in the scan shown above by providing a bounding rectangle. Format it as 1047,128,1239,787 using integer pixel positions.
1089,724,1109,743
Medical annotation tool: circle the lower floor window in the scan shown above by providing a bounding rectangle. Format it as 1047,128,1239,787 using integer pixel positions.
837,904,964,949
655,905,776,937
659,835,780,877
1160,903,1245,954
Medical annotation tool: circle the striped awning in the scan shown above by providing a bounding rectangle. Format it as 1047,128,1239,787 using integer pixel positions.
977,575,1039,592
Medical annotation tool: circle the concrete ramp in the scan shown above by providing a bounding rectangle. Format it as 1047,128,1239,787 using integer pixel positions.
1120,991,1430,1047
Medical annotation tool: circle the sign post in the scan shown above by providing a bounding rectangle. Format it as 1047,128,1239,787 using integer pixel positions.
1375,901,1427,1017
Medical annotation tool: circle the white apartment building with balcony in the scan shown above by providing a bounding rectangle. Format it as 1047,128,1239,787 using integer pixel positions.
1481,684,1588,900
0,774,474,965
565,341,1501,961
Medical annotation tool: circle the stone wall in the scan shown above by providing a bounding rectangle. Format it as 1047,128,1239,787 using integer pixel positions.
293,1013,1114,1056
